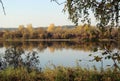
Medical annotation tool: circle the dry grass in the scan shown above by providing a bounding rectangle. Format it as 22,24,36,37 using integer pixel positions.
0,66,119,81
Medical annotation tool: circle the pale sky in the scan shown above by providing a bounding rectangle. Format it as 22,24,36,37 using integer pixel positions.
0,0,96,28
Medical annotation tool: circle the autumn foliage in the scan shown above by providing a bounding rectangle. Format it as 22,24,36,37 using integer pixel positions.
1,24,119,41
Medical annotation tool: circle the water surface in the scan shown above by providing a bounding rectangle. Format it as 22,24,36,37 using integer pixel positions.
0,41,119,70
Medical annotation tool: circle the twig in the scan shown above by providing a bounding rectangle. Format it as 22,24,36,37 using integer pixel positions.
51,0,66,5
0,0,6,15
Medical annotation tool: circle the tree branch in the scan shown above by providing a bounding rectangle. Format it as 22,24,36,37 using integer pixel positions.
51,0,66,5
0,0,6,15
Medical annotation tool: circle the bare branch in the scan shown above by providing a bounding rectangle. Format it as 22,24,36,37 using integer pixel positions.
51,0,66,5
0,0,6,15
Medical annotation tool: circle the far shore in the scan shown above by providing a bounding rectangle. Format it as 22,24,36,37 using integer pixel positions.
5,39,72,42
0,38,117,42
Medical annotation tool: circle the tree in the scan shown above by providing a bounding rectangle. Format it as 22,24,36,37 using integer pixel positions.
27,24,33,33
26,24,34,38
18,25,25,32
47,23,55,32
52,0,120,27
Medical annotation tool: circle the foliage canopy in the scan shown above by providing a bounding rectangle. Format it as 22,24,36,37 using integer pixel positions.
52,0,120,27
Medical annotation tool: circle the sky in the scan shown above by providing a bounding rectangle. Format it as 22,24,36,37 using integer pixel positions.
0,0,96,28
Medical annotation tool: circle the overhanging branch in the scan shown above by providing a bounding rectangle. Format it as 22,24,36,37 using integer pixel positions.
51,0,66,5
0,0,6,15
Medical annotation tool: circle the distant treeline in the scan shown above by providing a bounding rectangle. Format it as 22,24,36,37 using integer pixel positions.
0,24,119,41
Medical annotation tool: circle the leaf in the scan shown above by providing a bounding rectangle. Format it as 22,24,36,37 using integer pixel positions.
107,56,111,59
93,48,98,52
89,54,92,56
106,3,111,8
94,56,102,62
102,51,108,55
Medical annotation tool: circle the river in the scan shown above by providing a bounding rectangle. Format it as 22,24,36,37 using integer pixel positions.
0,41,119,70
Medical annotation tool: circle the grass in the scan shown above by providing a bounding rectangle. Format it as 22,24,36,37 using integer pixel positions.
0,66,120,81
0,67,37,81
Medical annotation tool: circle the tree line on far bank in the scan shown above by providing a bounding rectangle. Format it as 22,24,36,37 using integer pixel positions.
0,24,119,41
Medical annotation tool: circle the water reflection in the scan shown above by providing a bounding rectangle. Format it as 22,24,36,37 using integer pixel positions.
0,41,119,51
0,41,119,70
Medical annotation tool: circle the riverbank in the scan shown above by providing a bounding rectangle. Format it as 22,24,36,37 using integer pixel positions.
0,66,120,81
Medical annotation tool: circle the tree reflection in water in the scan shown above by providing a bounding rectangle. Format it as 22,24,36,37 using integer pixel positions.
0,41,119,52
0,45,40,71
0,41,119,71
